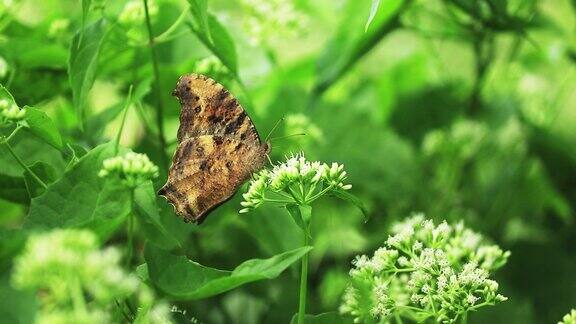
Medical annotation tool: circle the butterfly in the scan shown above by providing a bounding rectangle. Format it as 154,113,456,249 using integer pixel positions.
158,74,270,224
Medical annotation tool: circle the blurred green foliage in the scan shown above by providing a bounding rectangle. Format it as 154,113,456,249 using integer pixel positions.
1,0,576,323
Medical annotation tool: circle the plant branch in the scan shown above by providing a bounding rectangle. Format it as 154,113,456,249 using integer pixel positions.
297,214,310,324
143,0,169,170
114,85,133,154
4,141,47,189
154,6,190,43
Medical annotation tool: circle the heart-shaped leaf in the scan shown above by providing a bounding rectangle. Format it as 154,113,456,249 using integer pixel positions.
69,19,107,127
290,312,353,324
24,143,131,239
24,107,63,149
133,181,182,250
330,190,370,222
145,244,312,300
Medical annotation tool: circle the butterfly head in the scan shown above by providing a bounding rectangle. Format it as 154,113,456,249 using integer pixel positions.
263,141,271,154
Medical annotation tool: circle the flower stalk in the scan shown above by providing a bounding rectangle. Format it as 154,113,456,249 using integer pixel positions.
142,0,168,170
297,207,310,324
240,154,361,322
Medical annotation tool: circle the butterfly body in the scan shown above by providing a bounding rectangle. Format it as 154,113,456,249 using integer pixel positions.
159,74,269,224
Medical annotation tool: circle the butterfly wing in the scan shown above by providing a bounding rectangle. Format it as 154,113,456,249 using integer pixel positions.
159,74,269,224
159,135,267,223
173,74,262,143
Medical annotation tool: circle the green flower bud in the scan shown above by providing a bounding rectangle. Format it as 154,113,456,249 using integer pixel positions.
240,154,354,213
99,152,159,188
119,0,158,26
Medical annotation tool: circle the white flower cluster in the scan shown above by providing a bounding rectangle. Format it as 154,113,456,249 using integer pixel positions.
119,0,158,26
240,0,307,46
194,56,231,83
559,309,576,324
240,154,352,213
284,113,324,148
99,152,159,188
0,98,25,122
340,214,510,323
48,18,70,40
12,230,139,322
423,120,487,160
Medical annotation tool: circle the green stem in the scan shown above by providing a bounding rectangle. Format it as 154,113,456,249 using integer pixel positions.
297,206,311,324
297,236,309,324
4,141,47,189
142,0,168,170
4,124,22,142
71,277,88,316
305,185,334,203
126,214,134,267
154,5,190,43
460,311,468,324
263,198,295,204
114,85,133,154
394,312,404,324
126,191,135,268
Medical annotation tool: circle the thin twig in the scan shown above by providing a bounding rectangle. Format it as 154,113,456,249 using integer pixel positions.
143,0,169,170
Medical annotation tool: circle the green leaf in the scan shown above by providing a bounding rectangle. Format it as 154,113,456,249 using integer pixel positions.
330,190,370,222
0,128,66,178
365,0,381,31
314,0,405,97
24,107,63,149
188,0,210,39
85,78,152,138
188,12,238,75
286,204,313,239
0,229,27,272
290,312,353,324
145,244,312,300
0,174,27,204
0,83,16,104
69,19,107,128
80,0,92,45
23,162,59,199
286,204,308,235
24,143,131,240
133,181,182,250
0,274,37,324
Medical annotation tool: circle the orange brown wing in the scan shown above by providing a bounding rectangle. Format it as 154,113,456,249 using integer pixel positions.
172,74,262,143
159,74,269,224
158,135,267,223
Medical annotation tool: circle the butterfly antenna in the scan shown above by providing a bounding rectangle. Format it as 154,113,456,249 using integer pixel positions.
269,133,307,141
265,153,274,166
264,117,285,142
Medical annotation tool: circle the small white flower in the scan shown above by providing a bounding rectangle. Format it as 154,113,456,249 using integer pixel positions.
99,152,158,188
119,0,158,25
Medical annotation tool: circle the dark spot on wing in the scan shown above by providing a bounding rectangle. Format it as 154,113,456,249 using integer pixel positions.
180,140,195,159
214,136,224,145
196,199,207,212
225,161,233,169
225,99,238,110
208,115,223,124
212,88,229,108
199,161,208,171
224,113,247,135
235,143,243,151
185,205,196,219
